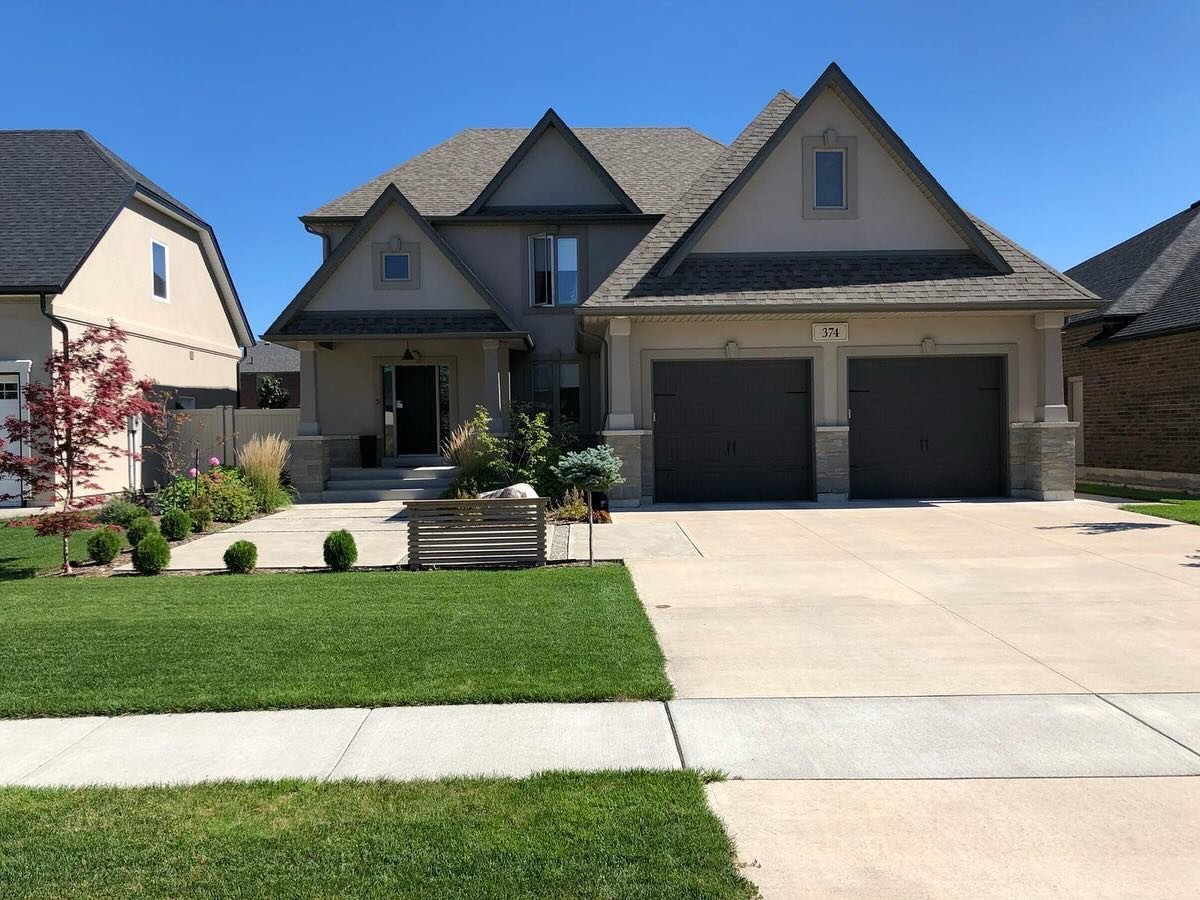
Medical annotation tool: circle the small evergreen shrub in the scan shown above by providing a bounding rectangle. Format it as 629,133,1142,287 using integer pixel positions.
190,504,213,532
132,534,171,575
223,540,258,574
323,529,358,571
160,508,192,541
96,498,150,528
86,527,123,565
125,517,159,547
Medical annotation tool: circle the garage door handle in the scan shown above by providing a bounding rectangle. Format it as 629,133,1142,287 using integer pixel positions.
732,439,737,456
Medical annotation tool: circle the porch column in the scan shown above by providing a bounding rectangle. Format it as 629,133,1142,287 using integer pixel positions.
297,341,320,435
1034,312,1069,423
604,317,634,430
481,339,502,425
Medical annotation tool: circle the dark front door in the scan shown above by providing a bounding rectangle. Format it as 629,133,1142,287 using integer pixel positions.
393,365,438,454
653,359,813,502
848,356,1005,499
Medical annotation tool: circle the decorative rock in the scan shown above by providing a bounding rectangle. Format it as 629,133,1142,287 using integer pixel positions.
478,483,539,499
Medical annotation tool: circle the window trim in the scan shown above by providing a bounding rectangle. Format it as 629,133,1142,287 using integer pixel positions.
524,226,586,309
801,133,858,220
372,239,421,290
812,147,847,210
151,240,169,301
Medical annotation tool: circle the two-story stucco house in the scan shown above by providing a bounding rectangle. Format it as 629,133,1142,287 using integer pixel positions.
266,63,1100,504
0,130,253,504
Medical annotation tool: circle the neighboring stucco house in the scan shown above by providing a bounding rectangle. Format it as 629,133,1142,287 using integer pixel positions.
266,63,1100,503
0,130,253,504
239,342,300,408
1063,201,1200,492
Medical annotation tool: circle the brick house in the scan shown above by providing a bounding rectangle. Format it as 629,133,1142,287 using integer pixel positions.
1063,201,1200,492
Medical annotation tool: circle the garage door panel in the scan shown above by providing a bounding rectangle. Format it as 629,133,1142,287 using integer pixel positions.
849,357,1004,500
654,360,813,503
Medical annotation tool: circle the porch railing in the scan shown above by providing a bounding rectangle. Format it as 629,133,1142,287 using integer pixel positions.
405,498,548,569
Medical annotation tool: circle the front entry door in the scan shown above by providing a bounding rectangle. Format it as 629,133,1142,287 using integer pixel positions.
384,365,438,455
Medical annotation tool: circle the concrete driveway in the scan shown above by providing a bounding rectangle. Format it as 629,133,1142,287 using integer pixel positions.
614,498,1200,898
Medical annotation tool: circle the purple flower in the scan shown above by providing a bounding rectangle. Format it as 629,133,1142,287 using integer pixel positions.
208,456,220,467
188,467,199,478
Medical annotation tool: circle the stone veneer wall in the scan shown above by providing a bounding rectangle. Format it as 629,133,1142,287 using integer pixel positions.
814,426,849,500
289,436,358,498
603,431,650,507
1009,423,1076,501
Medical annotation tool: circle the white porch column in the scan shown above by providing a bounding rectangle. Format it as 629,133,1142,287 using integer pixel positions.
297,341,320,435
604,317,635,430
481,339,502,425
1034,313,1069,423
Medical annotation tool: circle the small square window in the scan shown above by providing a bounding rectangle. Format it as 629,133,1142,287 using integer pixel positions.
813,149,846,209
151,241,169,300
382,252,411,281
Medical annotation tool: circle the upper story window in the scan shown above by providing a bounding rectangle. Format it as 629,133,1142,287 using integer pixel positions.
151,241,169,300
529,233,579,307
381,252,411,282
802,130,858,220
0,375,19,400
813,148,846,209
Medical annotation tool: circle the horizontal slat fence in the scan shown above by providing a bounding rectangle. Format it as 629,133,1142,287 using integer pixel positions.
406,498,547,569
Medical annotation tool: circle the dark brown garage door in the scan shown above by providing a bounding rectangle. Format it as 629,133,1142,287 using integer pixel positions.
848,356,1005,499
653,359,813,502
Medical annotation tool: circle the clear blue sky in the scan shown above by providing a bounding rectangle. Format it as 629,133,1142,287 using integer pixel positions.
4,1,1197,335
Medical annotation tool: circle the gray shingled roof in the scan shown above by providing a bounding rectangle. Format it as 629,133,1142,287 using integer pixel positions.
0,130,200,291
306,126,724,219
273,310,516,339
583,87,1097,313
239,341,300,373
1066,202,1200,340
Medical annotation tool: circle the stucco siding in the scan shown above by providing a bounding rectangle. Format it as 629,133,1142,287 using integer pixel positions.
693,88,968,254
0,297,51,380
485,127,622,208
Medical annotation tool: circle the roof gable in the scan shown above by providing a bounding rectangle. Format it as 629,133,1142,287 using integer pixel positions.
464,109,639,214
660,63,1008,276
266,184,525,340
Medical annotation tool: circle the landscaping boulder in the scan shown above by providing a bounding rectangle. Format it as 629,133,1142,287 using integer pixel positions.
478,483,539,500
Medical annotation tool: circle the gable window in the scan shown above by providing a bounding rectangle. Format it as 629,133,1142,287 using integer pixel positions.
813,148,846,209
530,360,582,426
381,252,411,282
151,241,169,300
528,233,579,307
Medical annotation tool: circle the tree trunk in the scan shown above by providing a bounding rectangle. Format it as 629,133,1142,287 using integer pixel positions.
586,490,594,567
62,532,71,575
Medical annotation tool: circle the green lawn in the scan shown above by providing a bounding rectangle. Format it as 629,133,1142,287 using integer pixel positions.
0,524,120,580
0,772,756,899
0,567,671,717
1076,482,1200,525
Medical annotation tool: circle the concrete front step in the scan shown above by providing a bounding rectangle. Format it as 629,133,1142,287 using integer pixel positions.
319,487,447,503
383,455,448,468
325,478,454,492
329,465,458,482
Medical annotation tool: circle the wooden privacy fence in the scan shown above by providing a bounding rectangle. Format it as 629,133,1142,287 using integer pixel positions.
406,498,548,569
168,407,300,465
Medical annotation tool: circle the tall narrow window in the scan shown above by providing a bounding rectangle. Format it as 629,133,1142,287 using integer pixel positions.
528,233,580,306
558,362,580,424
813,149,846,209
531,361,555,415
151,241,169,300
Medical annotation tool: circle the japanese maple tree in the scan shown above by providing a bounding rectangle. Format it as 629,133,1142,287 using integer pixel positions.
0,322,159,573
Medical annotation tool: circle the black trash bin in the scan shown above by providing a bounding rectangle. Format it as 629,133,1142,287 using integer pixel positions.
359,434,379,468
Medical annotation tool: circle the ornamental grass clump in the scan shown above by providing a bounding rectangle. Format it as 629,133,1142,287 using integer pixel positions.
132,533,170,575
223,540,258,574
86,527,123,565
323,530,358,572
125,517,158,547
237,433,292,513
159,508,192,541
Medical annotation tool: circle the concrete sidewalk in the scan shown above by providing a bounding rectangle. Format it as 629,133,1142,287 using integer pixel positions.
4,692,1199,788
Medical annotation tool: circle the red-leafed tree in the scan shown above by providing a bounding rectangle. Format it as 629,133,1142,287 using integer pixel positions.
0,322,159,573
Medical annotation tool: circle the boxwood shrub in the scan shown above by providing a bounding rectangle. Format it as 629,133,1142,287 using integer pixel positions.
86,527,123,565
160,508,193,541
125,517,159,547
190,504,213,532
131,534,171,575
223,540,258,574
96,498,150,528
323,530,358,572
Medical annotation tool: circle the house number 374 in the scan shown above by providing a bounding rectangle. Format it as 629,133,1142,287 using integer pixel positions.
812,323,849,343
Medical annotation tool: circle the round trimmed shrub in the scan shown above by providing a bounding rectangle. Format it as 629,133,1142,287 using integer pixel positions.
223,540,258,574
159,508,192,541
190,505,213,532
323,529,358,571
131,534,171,575
86,527,123,565
125,517,159,547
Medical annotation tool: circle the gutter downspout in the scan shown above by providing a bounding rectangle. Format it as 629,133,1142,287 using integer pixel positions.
304,221,333,260
39,292,70,512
